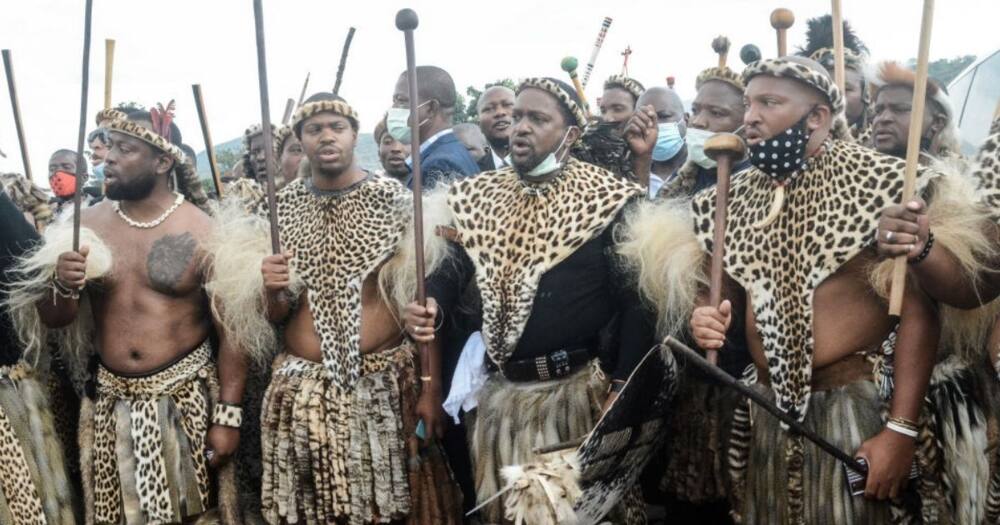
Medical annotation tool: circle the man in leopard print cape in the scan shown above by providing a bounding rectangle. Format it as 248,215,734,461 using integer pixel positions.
404,77,662,524
677,55,995,523
208,92,462,524
7,110,246,524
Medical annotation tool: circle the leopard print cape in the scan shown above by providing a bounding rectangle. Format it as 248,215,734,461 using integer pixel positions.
87,341,217,524
446,158,643,367
691,139,934,423
271,175,410,387
970,122,1000,224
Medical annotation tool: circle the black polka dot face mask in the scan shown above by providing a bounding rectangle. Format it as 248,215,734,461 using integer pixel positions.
749,110,812,184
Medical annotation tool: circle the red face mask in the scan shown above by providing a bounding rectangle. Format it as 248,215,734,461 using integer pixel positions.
49,170,77,198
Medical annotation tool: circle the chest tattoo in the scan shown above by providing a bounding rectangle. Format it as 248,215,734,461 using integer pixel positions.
146,233,197,294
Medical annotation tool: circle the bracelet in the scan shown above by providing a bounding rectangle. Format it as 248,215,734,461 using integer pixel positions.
212,402,243,428
888,415,919,431
886,420,919,439
51,274,81,300
420,376,433,382
908,232,935,264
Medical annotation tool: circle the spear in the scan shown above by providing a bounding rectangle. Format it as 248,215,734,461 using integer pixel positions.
191,84,224,199
2,50,33,182
332,26,356,95
252,0,280,253
72,0,95,251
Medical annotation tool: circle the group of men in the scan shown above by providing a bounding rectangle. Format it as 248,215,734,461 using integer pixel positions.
0,11,999,525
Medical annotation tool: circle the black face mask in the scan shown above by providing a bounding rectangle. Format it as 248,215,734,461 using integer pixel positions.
749,109,813,184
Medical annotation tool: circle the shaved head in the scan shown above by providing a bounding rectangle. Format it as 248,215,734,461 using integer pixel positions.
477,85,515,112
637,87,685,122
397,65,458,110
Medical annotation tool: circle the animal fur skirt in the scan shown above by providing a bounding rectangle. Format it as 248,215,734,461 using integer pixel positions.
0,361,77,524
260,342,463,525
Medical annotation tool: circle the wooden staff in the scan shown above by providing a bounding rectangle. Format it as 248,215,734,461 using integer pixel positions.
703,133,746,365
831,0,846,94
280,98,295,124
252,0,280,253
296,72,310,107
889,0,935,316
332,26,356,95
104,38,115,109
560,56,591,118
2,50,33,182
191,84,224,199
665,336,868,473
395,9,433,386
72,0,95,252
581,16,612,88
770,8,795,57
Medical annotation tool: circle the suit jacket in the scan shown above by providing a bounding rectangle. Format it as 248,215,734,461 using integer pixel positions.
406,131,480,189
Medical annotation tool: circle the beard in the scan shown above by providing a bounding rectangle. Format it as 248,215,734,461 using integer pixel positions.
106,172,158,201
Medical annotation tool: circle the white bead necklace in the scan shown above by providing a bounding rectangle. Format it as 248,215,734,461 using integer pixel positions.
113,192,185,229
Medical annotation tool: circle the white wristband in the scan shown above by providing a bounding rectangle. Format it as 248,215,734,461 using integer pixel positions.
886,420,918,439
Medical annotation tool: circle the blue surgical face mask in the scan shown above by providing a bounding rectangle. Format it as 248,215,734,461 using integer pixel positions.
685,128,717,169
507,127,577,178
386,100,430,145
652,122,684,162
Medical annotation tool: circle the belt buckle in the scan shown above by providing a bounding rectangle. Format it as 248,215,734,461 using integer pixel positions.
534,356,550,381
550,350,571,379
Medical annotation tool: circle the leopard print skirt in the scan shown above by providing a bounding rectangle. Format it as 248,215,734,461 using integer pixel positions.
84,341,218,524
260,342,462,525
0,361,77,525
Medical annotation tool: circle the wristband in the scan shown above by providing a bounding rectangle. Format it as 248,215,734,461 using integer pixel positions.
51,273,81,300
908,232,935,264
886,420,918,439
212,402,243,428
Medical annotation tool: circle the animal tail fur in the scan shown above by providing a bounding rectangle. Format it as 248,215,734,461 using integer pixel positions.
616,198,707,338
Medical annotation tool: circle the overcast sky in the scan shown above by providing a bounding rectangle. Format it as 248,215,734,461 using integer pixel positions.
1,0,997,183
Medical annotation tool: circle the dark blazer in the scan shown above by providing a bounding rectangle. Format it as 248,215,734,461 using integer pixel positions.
406,131,480,189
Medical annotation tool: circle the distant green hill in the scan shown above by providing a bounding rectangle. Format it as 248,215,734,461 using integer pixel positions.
195,132,381,178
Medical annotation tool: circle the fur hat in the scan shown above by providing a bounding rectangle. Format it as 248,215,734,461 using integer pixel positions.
869,61,953,120
517,77,588,129
272,124,294,156
603,74,646,101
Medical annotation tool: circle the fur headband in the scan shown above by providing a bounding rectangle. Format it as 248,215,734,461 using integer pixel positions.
517,77,588,129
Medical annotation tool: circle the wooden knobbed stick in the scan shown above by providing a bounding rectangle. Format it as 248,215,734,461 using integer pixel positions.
2,50,33,182
703,133,746,365
712,35,730,68
72,0,95,252
560,56,591,118
252,0,281,254
831,0,846,94
770,8,795,57
888,0,935,316
104,39,115,110
191,84,224,199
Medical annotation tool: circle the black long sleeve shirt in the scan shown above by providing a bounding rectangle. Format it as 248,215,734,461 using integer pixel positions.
427,204,655,381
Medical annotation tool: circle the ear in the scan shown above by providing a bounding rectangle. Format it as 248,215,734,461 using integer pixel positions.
807,104,831,132
565,125,583,146
154,153,174,177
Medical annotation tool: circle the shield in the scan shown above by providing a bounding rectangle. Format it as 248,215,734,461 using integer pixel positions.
573,343,678,524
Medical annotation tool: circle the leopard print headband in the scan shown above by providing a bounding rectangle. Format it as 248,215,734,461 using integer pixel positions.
695,66,744,92
809,48,865,72
95,108,128,127
106,118,186,165
742,57,845,116
272,125,294,155
603,74,646,101
291,100,359,135
517,77,588,129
